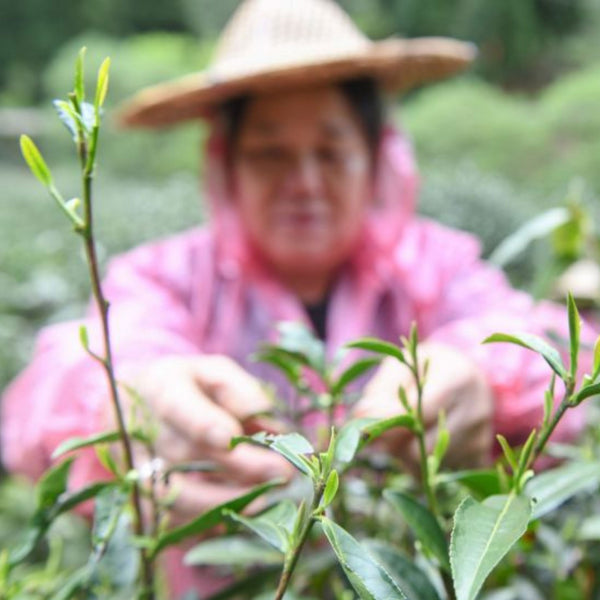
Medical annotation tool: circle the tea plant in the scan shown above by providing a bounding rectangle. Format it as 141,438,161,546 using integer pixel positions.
4,48,600,600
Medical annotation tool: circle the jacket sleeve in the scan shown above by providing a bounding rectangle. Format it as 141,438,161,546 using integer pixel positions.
1,231,209,487
396,219,596,449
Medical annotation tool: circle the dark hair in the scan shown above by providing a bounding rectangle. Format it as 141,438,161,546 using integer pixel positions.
220,76,384,167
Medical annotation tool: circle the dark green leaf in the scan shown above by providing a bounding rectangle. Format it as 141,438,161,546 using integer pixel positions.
483,332,568,379
52,428,149,459
37,458,74,509
52,431,121,459
56,481,116,515
384,490,450,571
331,358,381,396
20,134,53,186
364,540,442,600
361,415,416,444
573,382,600,404
450,494,531,600
227,500,296,553
437,469,501,498
253,347,302,385
320,517,408,599
525,461,600,520
204,567,281,600
153,479,282,555
185,536,284,566
347,338,406,363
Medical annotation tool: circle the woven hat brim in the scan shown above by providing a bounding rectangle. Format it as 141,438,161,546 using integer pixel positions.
115,37,476,128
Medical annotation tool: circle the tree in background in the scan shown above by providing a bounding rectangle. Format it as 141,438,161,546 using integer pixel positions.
0,0,592,105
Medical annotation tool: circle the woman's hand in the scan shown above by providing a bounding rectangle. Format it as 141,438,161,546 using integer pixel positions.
353,342,493,471
117,355,292,524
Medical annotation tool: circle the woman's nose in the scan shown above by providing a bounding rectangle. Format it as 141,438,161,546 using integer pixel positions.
284,153,324,195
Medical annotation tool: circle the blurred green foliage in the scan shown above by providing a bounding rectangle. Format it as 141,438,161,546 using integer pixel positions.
2,0,600,104
402,66,600,194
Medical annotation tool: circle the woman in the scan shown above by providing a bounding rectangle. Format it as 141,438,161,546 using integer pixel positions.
1,0,588,596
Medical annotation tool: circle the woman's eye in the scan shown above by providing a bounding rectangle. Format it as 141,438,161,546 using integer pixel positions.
317,148,345,166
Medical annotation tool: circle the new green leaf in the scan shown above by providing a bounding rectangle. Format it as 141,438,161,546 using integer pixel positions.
95,57,111,111
384,490,450,571
347,338,406,363
20,135,53,186
483,332,567,379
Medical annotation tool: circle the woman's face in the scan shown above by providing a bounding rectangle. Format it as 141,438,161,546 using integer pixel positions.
231,85,372,279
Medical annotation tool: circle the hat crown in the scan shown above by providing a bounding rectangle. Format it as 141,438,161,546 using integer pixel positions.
210,0,370,80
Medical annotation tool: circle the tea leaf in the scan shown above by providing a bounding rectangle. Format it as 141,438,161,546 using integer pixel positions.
153,479,283,555
20,134,53,187
52,429,148,459
364,540,442,600
37,458,74,509
450,493,531,600
567,292,580,378
335,417,375,463
320,517,408,599
74,47,86,103
334,415,416,464
232,432,315,476
322,470,339,508
384,490,450,571
483,332,568,379
52,431,121,459
516,429,537,477
437,469,502,498
496,434,518,473
573,382,600,405
185,536,283,567
593,336,600,379
227,500,297,553
95,57,111,111
56,481,116,515
347,338,406,363
331,357,381,396
526,460,600,520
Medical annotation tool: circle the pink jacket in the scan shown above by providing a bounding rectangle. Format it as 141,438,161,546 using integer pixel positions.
0,126,589,597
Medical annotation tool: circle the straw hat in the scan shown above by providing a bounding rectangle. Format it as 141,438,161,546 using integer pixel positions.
116,0,476,128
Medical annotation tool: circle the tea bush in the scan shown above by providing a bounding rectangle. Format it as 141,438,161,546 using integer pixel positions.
2,46,600,600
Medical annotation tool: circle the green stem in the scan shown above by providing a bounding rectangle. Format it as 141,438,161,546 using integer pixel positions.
411,361,438,517
79,133,155,598
274,479,326,600
531,385,575,466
